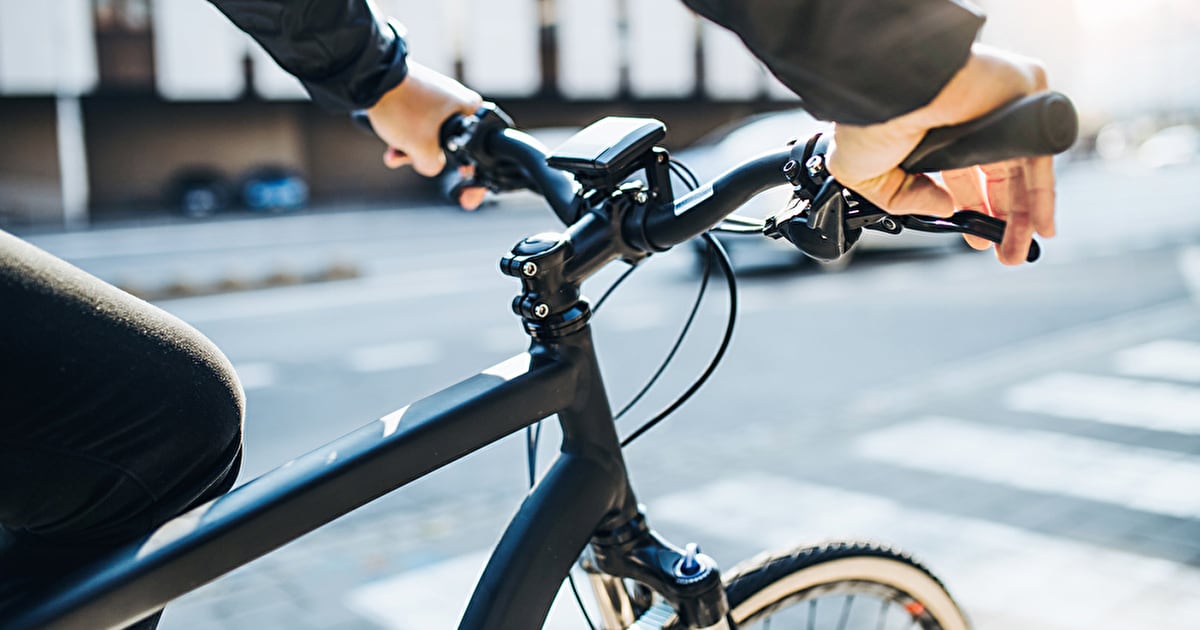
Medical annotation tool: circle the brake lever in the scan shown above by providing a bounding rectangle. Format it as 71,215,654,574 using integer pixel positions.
846,188,1041,262
888,210,1040,263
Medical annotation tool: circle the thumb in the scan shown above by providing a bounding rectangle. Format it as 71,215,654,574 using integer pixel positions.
856,170,955,217
409,147,448,178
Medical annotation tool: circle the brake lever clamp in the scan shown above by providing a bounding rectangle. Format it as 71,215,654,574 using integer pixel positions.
763,133,866,262
441,103,534,194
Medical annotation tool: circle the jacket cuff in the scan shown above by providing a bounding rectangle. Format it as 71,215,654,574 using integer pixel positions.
306,18,409,112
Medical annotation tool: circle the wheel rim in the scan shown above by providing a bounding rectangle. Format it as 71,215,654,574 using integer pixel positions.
740,580,943,629
729,556,967,630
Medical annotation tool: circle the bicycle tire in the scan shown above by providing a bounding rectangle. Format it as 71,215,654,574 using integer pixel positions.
645,540,968,630
723,540,968,630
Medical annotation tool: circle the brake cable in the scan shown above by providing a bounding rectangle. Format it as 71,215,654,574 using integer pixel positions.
614,236,713,421
621,231,736,447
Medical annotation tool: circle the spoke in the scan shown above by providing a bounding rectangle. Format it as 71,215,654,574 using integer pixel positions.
877,599,891,630
837,595,855,630
808,600,817,630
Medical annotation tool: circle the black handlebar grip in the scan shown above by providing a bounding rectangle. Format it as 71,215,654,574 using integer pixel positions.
439,112,469,151
900,91,1078,173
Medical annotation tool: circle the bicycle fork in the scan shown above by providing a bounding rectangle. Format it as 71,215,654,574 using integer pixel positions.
582,511,734,629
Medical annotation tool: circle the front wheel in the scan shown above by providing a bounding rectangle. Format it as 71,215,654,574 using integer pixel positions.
720,541,969,630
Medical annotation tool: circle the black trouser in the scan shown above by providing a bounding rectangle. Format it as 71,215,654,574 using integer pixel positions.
0,230,244,627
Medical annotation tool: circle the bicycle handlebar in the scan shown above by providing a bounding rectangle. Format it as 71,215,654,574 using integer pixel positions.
441,106,792,250
642,150,791,251
441,91,1078,263
901,92,1078,173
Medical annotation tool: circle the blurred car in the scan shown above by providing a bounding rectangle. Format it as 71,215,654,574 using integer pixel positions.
675,109,962,272
240,165,309,212
1137,124,1200,169
167,166,233,218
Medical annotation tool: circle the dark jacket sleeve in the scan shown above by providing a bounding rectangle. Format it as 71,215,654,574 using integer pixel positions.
206,0,408,111
682,0,986,124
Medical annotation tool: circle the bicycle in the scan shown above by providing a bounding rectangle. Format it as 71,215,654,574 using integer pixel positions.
3,91,1077,630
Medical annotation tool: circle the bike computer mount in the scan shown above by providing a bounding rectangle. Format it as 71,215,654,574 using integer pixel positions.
547,116,673,201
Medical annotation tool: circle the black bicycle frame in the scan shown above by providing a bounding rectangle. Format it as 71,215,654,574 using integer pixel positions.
10,116,785,630
5,326,641,630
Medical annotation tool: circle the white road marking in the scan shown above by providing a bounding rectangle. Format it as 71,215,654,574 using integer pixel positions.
1005,371,1200,434
156,269,487,324
849,300,1198,417
346,340,441,373
1179,246,1200,302
1114,339,1200,383
652,473,1200,630
344,550,593,630
233,362,278,391
856,417,1200,519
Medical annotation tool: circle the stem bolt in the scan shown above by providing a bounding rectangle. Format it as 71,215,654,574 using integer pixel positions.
533,303,551,318
521,261,538,277
805,155,825,177
680,543,702,576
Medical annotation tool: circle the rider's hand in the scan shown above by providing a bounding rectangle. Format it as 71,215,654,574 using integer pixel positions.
366,61,487,210
826,44,1054,265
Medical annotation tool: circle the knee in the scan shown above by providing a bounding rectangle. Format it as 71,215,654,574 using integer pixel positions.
158,326,246,494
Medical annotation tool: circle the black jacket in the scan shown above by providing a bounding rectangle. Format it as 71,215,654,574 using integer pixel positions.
208,0,984,125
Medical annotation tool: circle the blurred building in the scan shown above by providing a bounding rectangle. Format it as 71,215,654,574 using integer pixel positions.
0,0,802,227
977,0,1200,126
2,0,1197,227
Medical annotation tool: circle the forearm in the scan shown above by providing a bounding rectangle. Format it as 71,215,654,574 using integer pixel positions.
681,0,986,125
206,0,408,111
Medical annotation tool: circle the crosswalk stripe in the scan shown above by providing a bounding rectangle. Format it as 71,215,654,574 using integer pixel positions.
1180,246,1200,302
651,472,1200,630
1005,371,1200,434
1114,339,1200,383
346,340,441,373
233,362,278,391
344,550,593,630
855,417,1200,519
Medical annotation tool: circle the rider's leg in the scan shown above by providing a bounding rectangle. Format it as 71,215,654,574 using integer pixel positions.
0,230,245,626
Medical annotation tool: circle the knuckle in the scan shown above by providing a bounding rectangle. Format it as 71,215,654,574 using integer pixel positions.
1028,61,1049,90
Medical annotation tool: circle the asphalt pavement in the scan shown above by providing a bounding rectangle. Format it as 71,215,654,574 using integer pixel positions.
15,158,1200,629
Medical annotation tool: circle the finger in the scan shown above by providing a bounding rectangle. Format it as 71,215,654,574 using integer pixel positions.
942,167,988,213
410,148,448,178
454,166,486,210
990,161,1035,265
981,160,1020,220
459,187,487,211
998,203,1035,265
941,166,992,250
877,172,955,217
1027,155,1056,238
383,148,410,170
